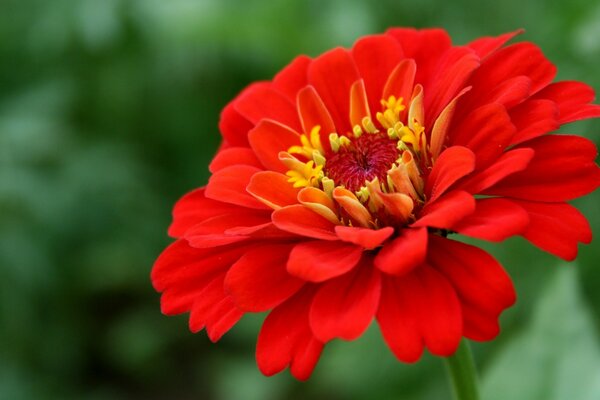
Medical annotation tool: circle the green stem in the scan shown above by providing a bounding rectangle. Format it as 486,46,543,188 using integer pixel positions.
444,340,480,400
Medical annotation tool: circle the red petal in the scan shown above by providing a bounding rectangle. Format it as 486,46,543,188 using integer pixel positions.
451,103,517,168
455,148,534,194
428,236,516,341
466,42,557,99
382,59,417,117
352,34,404,113
413,191,475,229
152,240,250,339
296,85,336,152
152,239,247,292
272,55,311,102
510,200,592,261
425,47,480,125
205,165,270,209
256,288,323,381
225,244,303,312
482,75,532,108
533,81,600,124
272,205,338,240
374,228,428,276
247,171,300,209
452,198,529,242
234,82,301,132
308,48,360,134
386,28,452,87
209,147,262,173
466,29,523,58
508,99,559,145
188,275,243,342
484,134,600,202
334,226,394,249
219,100,253,147
376,274,423,362
425,146,476,202
377,266,462,361
168,188,245,238
184,212,270,248
310,261,381,341
287,241,363,282
248,119,300,173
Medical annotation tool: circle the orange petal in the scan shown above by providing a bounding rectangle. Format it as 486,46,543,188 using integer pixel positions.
332,187,372,228
408,84,424,129
298,187,339,224
349,79,371,128
248,120,300,173
430,87,471,160
247,171,300,209
297,85,336,148
378,192,414,224
383,59,417,122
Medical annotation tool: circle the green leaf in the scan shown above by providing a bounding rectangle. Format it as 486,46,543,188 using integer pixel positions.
482,267,600,400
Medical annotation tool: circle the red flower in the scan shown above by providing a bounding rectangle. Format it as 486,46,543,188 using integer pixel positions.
152,28,600,380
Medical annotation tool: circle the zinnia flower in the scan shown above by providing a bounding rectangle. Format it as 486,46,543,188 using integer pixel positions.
152,28,600,380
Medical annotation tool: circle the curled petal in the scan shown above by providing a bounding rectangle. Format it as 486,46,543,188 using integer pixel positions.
333,187,373,228
298,187,340,224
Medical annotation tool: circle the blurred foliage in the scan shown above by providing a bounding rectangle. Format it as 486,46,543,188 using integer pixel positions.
1,0,599,399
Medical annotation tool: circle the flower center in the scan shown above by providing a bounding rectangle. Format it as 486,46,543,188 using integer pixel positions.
325,133,398,192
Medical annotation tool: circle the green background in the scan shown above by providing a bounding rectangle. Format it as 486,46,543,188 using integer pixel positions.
1,0,600,399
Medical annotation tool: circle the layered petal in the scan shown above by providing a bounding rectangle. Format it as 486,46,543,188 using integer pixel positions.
257,288,323,381
532,81,600,124
310,260,381,341
225,244,303,312
272,205,338,240
206,165,270,209
452,198,529,242
377,265,462,362
308,48,360,134
510,200,592,261
248,120,300,173
484,134,600,202
428,236,516,341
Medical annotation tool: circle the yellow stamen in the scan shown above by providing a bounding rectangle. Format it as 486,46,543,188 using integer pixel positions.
289,125,324,159
376,96,406,130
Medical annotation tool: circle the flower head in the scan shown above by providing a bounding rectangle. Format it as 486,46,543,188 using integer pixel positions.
152,28,600,380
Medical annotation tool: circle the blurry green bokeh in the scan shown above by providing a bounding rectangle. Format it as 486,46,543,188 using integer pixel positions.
1,0,599,399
